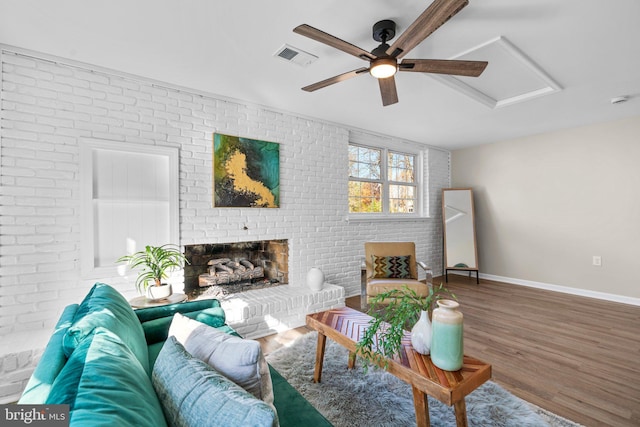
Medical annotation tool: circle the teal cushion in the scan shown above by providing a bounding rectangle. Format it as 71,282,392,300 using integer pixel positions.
152,336,277,427
62,283,149,373
47,328,167,427
372,254,412,279
141,307,227,345
192,306,226,327
19,304,79,404
135,299,224,323
269,366,332,427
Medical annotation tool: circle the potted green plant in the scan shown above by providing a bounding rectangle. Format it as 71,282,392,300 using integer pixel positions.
355,284,455,370
117,244,189,301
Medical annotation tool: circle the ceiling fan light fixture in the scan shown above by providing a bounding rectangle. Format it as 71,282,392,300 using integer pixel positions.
370,57,398,79
293,0,485,105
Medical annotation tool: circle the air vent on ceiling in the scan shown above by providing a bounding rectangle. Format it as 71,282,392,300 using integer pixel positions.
274,44,318,67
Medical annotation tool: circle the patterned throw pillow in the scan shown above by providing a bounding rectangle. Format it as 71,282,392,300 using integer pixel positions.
372,255,412,279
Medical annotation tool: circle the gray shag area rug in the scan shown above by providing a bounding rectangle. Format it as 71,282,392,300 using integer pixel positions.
266,332,582,427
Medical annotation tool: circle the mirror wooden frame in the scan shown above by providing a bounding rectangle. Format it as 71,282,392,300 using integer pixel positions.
442,188,479,284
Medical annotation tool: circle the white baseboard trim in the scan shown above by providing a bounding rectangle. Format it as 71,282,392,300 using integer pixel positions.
476,272,640,307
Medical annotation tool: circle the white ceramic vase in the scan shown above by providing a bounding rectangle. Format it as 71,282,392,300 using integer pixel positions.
306,267,325,291
410,310,432,355
145,283,173,301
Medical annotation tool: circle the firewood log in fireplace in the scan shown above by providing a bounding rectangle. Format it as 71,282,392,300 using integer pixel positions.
198,258,264,287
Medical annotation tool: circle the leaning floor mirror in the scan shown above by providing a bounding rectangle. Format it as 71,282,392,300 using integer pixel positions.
442,188,479,284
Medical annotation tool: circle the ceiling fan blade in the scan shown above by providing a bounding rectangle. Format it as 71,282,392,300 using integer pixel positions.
294,24,375,61
302,67,369,92
400,59,488,77
378,76,399,106
386,0,468,59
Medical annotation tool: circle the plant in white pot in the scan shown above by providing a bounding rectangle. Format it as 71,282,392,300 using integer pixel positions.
117,244,189,301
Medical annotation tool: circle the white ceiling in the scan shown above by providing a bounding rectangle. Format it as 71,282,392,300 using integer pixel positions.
1,0,639,149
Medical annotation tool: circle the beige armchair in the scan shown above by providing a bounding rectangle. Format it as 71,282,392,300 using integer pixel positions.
364,242,431,304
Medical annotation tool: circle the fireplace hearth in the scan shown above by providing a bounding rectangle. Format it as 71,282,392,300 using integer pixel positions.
184,240,288,298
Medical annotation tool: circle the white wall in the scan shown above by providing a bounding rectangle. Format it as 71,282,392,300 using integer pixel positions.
452,115,640,302
0,46,450,402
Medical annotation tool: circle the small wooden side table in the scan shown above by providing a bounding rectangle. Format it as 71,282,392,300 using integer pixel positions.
129,293,187,309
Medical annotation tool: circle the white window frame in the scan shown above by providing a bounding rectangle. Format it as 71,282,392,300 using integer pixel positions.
80,139,179,278
348,142,423,220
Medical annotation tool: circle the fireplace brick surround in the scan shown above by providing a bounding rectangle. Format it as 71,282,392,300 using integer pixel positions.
185,240,345,338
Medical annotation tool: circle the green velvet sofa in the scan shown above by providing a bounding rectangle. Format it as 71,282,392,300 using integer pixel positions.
19,283,332,427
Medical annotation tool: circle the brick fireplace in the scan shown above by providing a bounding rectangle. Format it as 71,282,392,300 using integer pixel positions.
184,240,288,298
183,239,345,340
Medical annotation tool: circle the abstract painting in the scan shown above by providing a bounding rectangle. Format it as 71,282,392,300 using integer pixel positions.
213,133,280,208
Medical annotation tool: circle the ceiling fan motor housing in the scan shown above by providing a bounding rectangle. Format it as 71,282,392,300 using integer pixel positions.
371,43,392,58
372,20,396,43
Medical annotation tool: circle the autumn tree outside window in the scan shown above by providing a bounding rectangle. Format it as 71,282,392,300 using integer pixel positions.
349,144,418,215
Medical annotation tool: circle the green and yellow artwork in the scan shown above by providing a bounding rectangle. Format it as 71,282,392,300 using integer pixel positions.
213,133,280,208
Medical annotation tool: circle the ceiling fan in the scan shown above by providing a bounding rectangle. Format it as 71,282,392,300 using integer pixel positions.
293,0,488,106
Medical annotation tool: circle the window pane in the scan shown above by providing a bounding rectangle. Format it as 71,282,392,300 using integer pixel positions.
388,152,415,183
348,143,420,216
349,146,381,180
349,181,382,213
389,184,416,213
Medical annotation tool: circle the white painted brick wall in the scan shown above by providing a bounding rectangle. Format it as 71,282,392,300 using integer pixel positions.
0,47,451,403
0,348,43,404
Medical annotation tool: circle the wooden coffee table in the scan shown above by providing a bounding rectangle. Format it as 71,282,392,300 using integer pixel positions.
306,307,491,427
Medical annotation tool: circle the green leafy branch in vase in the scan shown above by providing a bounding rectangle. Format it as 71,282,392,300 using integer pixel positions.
355,284,455,372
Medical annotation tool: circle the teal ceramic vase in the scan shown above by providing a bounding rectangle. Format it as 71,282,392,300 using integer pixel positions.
430,299,464,371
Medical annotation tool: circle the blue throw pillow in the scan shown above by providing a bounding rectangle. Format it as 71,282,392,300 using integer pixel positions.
153,336,277,427
47,328,167,427
62,283,150,373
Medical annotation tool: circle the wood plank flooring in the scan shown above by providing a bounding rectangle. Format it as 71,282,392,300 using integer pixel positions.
258,276,640,427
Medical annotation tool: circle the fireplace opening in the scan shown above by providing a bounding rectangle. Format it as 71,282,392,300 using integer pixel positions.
184,240,288,299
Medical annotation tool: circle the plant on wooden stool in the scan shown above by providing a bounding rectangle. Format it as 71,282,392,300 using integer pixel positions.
117,244,189,295
355,284,454,371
